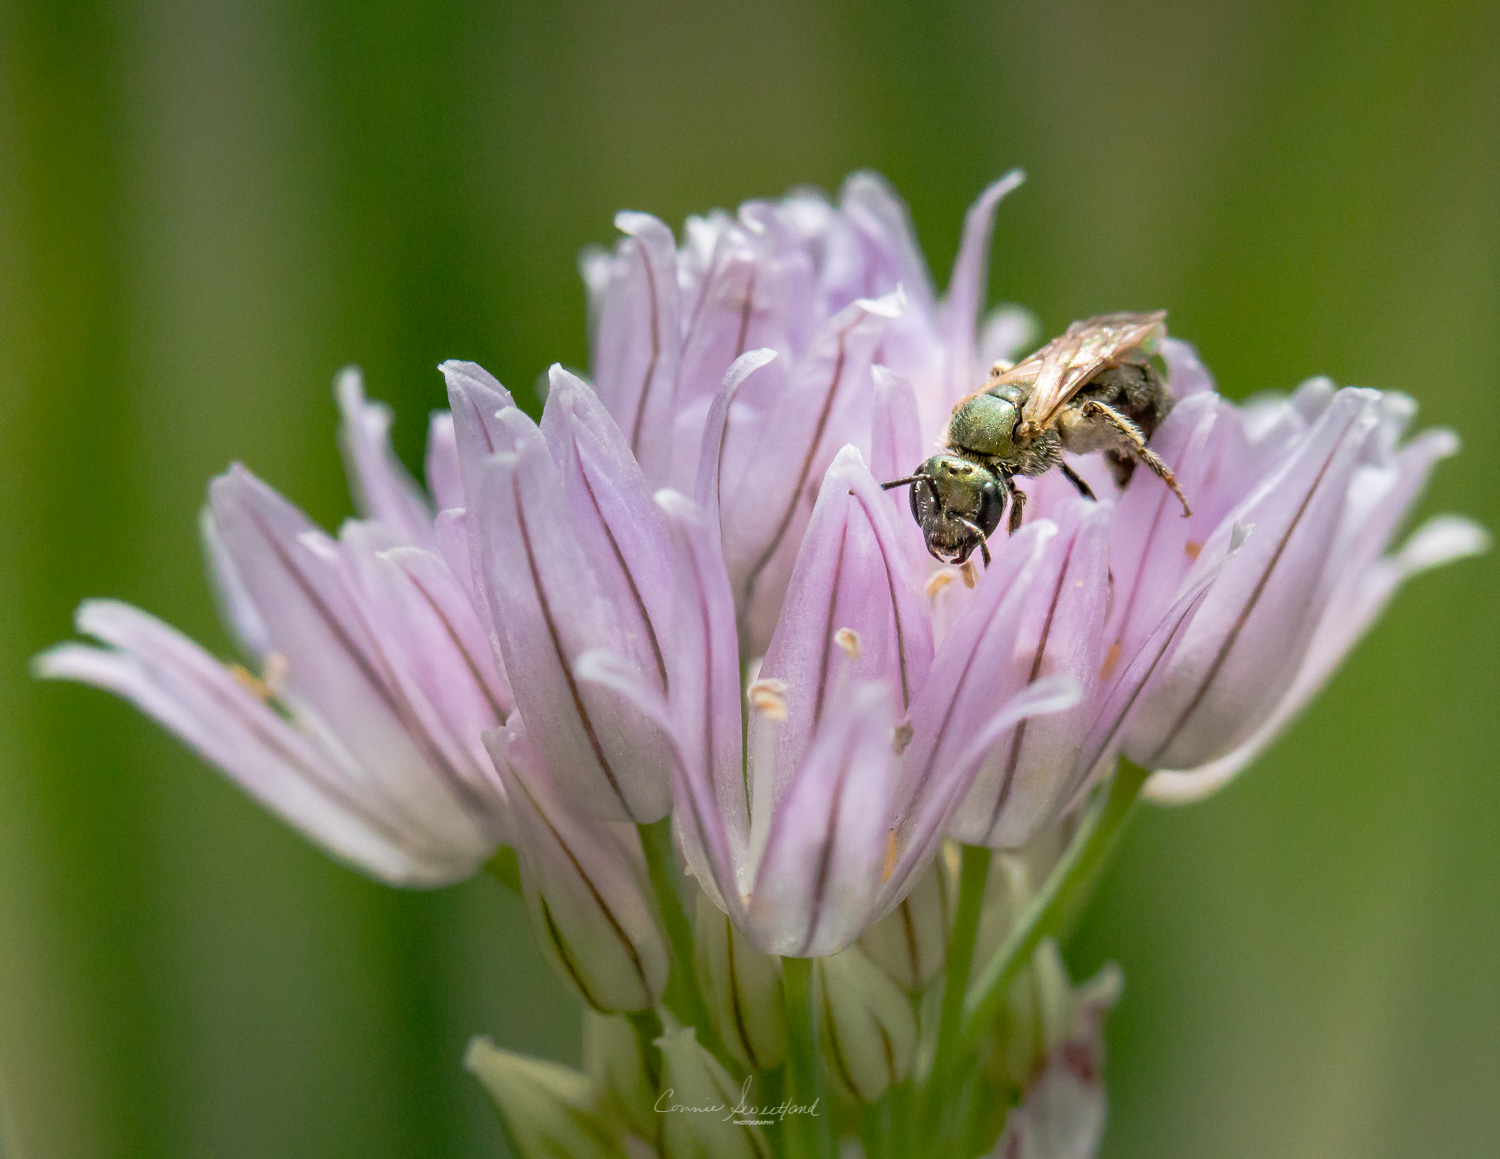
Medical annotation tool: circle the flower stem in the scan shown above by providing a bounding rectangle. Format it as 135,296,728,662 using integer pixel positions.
636,818,718,1046
626,1008,664,1089
781,956,831,1159
921,843,990,1137
961,758,1150,1043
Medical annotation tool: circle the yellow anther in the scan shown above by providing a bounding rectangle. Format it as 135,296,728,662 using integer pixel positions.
747,678,789,721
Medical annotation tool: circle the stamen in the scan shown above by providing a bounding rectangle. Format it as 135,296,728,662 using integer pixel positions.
230,664,273,702
747,677,788,721
262,652,289,695
1098,641,1123,683
960,560,979,589
882,829,899,884
925,569,958,598
892,720,914,755
1184,540,1203,561
834,627,861,660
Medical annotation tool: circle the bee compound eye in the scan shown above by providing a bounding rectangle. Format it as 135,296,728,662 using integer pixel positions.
976,475,1005,539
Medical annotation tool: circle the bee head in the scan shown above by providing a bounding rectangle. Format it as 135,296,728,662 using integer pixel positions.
882,454,1007,565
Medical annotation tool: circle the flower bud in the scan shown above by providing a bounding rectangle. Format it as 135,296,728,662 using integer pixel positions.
983,938,1121,1109
465,1037,624,1159
813,945,918,1103
655,1025,769,1159
694,889,788,1070
487,721,670,1013
987,940,1121,1159
583,1011,659,1141
858,845,958,992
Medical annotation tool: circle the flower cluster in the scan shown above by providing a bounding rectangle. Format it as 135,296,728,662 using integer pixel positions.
39,172,1484,1159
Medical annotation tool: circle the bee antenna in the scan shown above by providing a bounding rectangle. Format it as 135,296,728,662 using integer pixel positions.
880,475,922,491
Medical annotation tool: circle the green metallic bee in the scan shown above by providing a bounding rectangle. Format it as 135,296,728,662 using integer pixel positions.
883,311,1192,566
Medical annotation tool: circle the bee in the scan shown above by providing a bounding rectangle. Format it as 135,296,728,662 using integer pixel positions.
882,311,1192,566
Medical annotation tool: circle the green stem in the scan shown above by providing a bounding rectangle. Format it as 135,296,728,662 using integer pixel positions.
626,1008,664,1090
961,758,1150,1042
781,956,831,1159
483,846,521,892
922,844,990,1136
636,818,718,1041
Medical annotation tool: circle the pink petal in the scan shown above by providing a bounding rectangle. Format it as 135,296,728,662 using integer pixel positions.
487,720,669,1012
470,422,673,823
951,501,1112,848
752,447,933,811
748,681,898,957
590,212,683,486
335,367,435,549
1126,389,1382,769
541,367,674,696
36,601,487,884
1146,514,1489,802
940,171,1026,403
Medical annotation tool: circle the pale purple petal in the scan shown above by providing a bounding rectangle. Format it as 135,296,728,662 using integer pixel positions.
199,507,270,660
425,411,464,513
869,365,935,573
1145,514,1489,803
335,367,435,549
590,212,683,485
879,676,1080,916
36,601,487,884
978,304,1039,373
540,366,673,696
951,501,1113,848
747,681,897,957
940,171,1025,403
368,541,513,743
751,446,933,808
1126,389,1383,769
1162,336,1214,397
719,293,902,651
487,720,669,1013
897,521,1055,819
210,467,483,848
471,420,673,823
653,489,747,914
841,172,935,316
442,359,518,505
692,347,780,531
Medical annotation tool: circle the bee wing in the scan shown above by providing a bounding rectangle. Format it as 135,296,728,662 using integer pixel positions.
1020,311,1167,430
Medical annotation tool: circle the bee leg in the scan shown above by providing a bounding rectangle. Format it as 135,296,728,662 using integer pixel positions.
1058,460,1096,502
956,517,992,568
1080,399,1193,517
1006,484,1027,535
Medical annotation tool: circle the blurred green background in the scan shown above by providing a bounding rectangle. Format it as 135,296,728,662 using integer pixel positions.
2,1,1496,1155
